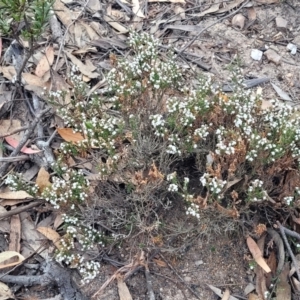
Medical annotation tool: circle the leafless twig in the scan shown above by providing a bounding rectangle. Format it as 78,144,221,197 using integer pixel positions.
277,221,300,281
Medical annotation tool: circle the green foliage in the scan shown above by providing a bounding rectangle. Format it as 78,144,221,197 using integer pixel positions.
0,0,53,39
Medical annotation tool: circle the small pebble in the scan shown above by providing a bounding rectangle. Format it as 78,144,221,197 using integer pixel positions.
276,16,288,29
287,43,297,55
251,49,263,61
195,260,204,266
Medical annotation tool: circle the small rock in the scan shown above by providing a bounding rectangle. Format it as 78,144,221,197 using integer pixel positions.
276,16,288,29
264,49,281,65
195,260,204,266
251,49,263,61
287,43,297,55
184,276,192,282
244,283,255,295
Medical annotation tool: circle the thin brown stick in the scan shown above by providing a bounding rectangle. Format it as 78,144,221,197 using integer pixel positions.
0,200,45,220
277,221,300,281
0,155,29,162
0,125,29,138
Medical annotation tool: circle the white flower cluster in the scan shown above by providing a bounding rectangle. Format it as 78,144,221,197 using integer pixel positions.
186,203,200,219
107,31,181,101
168,183,178,192
200,173,226,199
194,124,210,140
284,196,294,206
42,169,89,209
5,174,38,196
166,144,181,155
215,139,236,156
78,260,101,283
166,172,177,181
247,179,267,202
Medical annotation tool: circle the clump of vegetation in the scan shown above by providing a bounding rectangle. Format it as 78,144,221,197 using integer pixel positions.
6,31,300,282
0,0,53,39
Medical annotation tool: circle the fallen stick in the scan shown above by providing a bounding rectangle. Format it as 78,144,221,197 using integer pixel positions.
0,260,87,300
277,221,300,281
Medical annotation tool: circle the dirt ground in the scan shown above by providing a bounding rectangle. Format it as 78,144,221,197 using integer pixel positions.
1,0,300,299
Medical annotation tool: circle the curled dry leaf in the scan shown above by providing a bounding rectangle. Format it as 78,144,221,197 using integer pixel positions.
37,227,62,249
4,136,42,154
117,276,133,300
9,214,21,252
0,251,25,269
0,191,33,199
0,281,14,300
35,46,54,78
57,128,85,143
247,236,271,273
0,119,22,140
36,167,51,194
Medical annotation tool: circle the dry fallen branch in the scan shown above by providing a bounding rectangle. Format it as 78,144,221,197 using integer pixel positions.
0,260,87,300
277,221,300,281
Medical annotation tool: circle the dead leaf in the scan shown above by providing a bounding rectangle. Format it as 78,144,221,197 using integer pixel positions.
53,0,73,27
0,281,14,300
4,136,42,154
117,276,133,300
65,52,99,78
37,227,62,249
132,0,145,18
173,6,185,19
248,294,260,300
36,167,51,194
0,66,16,80
271,83,292,101
153,258,167,267
276,262,291,300
0,191,33,199
9,213,21,252
103,15,128,33
87,0,101,11
247,7,256,21
54,213,64,229
20,212,49,259
191,3,220,17
22,73,47,88
222,288,230,300
247,236,271,273
0,251,24,269
0,119,22,140
57,128,85,143
80,22,100,40
35,46,54,78
215,203,240,218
